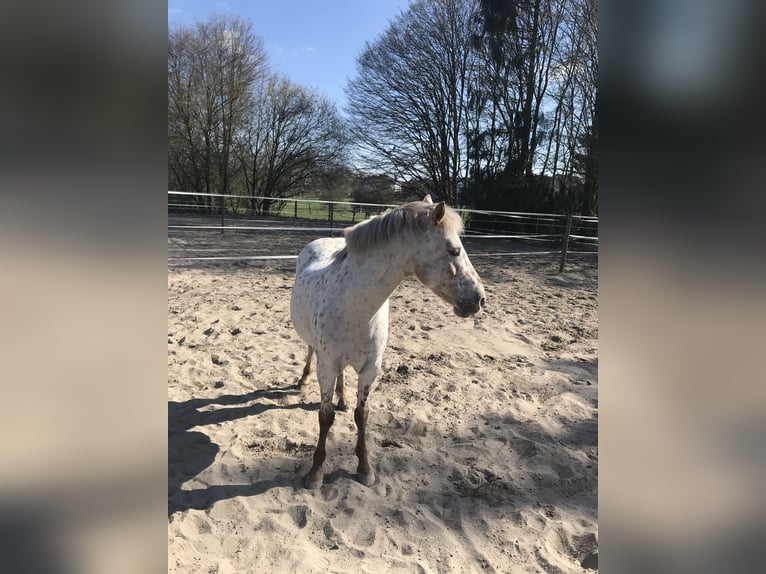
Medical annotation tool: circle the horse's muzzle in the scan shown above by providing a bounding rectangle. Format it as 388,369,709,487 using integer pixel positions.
454,296,485,318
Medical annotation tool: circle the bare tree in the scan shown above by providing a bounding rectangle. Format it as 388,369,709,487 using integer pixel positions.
168,16,267,212
471,0,568,180
236,75,347,214
169,16,347,217
346,0,597,213
463,0,597,212
346,0,478,205
540,0,598,213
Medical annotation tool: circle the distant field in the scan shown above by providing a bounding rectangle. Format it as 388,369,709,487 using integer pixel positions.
169,196,391,225
274,199,385,224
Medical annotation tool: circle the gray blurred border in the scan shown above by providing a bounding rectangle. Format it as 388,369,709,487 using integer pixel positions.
601,1,766,573
0,2,167,573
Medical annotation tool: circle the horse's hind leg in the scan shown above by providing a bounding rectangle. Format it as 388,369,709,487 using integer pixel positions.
305,358,337,489
298,346,314,386
335,370,348,411
353,362,380,487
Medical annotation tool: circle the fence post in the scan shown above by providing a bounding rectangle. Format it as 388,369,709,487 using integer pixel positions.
294,199,298,219
558,214,573,273
220,193,225,234
329,201,334,228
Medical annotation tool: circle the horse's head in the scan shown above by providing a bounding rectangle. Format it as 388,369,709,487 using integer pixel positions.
413,197,485,318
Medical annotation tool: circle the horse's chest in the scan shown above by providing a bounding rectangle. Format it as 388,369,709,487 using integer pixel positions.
316,300,387,340
307,296,389,356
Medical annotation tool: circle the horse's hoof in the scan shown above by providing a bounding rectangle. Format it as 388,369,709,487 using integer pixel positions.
358,469,376,487
304,471,323,489
337,401,348,412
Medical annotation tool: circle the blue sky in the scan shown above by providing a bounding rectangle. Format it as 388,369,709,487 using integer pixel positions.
168,0,412,109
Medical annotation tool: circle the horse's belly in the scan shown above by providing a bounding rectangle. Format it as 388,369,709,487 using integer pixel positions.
290,237,345,346
292,284,389,370
290,275,320,346
319,303,389,371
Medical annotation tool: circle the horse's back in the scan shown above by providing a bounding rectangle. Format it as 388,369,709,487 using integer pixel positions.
295,237,346,276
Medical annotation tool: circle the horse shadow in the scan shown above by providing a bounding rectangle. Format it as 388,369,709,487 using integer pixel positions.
168,384,317,516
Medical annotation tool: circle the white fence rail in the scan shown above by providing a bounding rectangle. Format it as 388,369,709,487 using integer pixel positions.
168,191,597,270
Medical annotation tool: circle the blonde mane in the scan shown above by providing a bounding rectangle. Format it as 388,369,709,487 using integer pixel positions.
341,200,463,258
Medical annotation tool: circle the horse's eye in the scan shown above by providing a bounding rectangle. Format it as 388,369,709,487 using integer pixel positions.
449,247,461,257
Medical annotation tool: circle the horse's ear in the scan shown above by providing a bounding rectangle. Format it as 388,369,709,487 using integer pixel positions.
431,201,446,225
423,194,433,204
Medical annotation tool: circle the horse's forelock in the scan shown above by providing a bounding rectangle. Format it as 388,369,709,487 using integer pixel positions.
438,203,464,236
344,200,463,256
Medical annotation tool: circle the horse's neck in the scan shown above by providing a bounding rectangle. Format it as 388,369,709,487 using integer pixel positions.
343,247,411,317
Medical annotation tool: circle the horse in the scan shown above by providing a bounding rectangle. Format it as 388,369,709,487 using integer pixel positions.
290,195,485,489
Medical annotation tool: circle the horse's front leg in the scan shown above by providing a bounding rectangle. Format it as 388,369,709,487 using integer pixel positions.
305,358,337,489
354,362,380,487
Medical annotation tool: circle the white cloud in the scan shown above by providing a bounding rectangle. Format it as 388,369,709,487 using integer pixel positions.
267,43,287,55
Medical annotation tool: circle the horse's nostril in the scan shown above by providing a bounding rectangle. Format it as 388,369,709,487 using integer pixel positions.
479,297,485,308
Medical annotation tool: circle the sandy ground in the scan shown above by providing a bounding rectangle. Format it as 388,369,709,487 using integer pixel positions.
168,227,598,573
